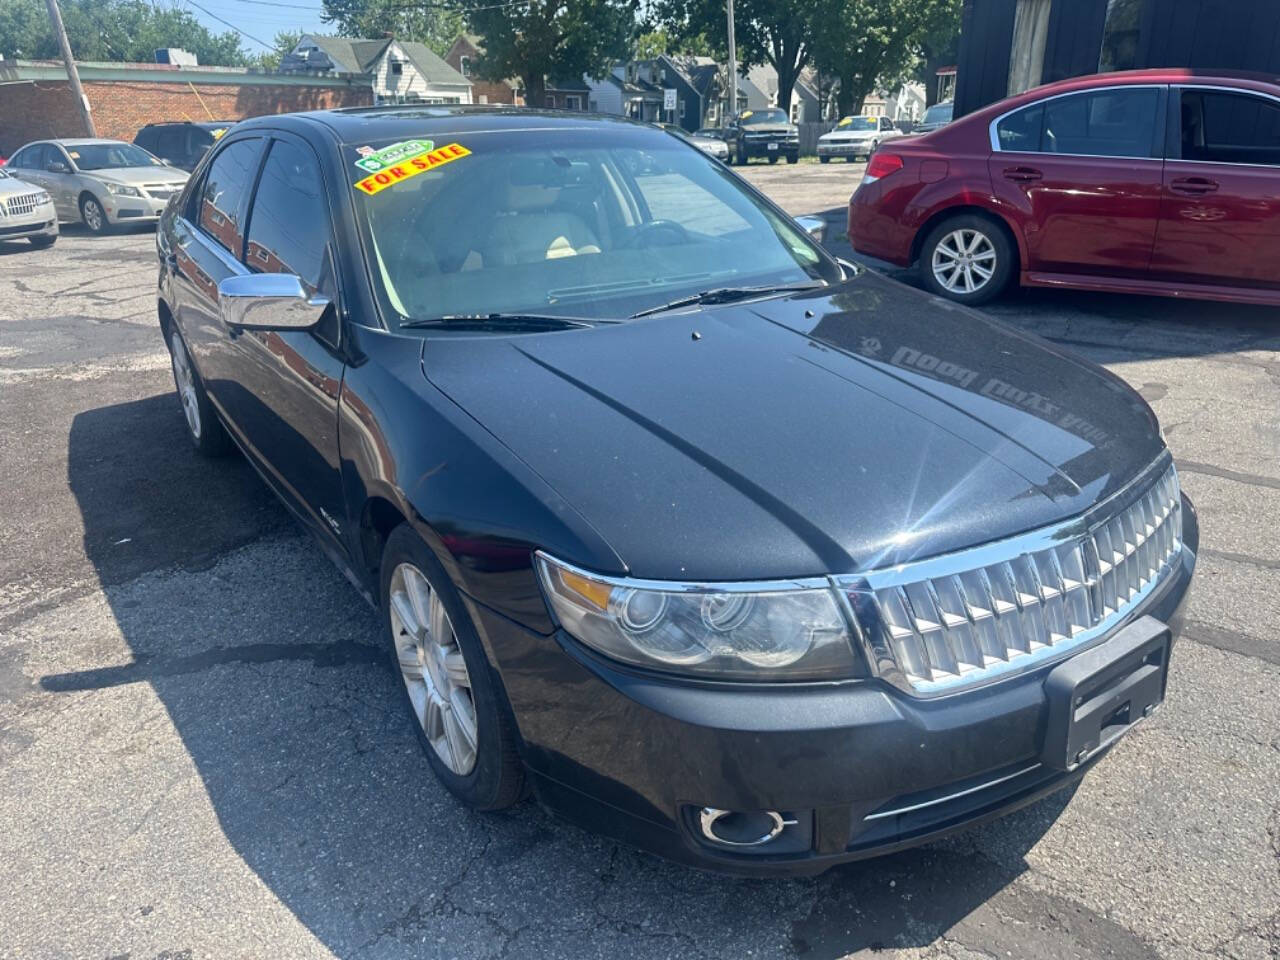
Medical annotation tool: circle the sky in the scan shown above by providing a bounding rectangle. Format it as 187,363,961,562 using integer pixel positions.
187,0,331,54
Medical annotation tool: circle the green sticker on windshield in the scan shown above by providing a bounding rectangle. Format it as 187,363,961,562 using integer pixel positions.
354,139,435,174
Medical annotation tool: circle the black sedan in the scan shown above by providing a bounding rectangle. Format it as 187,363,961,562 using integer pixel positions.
155,107,1197,875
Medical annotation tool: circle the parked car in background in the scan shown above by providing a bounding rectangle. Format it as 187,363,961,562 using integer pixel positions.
0,167,58,248
5,139,189,234
156,105,1195,875
134,121,234,172
912,101,954,135
849,69,1280,307
691,127,730,160
723,108,800,165
817,115,902,163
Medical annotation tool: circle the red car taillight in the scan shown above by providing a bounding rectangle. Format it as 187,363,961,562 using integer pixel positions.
864,153,904,184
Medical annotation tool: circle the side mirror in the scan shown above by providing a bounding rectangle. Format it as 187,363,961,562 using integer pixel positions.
794,215,826,244
47,161,69,174
217,273,330,330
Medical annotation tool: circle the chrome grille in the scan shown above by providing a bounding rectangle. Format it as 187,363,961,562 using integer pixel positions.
144,184,179,200
840,463,1182,694
3,192,42,217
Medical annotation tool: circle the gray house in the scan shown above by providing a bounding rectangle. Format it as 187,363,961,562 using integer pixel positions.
280,35,472,105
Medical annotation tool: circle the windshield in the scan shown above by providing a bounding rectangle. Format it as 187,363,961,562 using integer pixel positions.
837,117,877,131
70,143,163,171
923,103,953,124
351,128,838,328
741,108,788,125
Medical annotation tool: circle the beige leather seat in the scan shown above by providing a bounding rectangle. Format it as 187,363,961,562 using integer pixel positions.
481,181,601,266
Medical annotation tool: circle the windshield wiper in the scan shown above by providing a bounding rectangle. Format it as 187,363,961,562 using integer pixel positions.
400,313,607,331
628,282,824,319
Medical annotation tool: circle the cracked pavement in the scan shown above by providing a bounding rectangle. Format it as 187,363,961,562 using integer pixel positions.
1,173,1278,959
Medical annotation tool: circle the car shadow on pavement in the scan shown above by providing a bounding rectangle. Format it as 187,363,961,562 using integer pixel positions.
51,392,1074,959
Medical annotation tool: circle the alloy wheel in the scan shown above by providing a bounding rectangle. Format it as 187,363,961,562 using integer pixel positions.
931,228,997,295
82,198,105,233
389,562,479,776
170,334,202,439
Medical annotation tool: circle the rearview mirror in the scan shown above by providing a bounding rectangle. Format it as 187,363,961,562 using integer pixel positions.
217,273,330,331
794,215,826,243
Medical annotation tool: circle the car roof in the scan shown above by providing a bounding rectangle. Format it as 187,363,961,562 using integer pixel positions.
954,67,1280,129
46,138,131,146
230,105,650,146
142,121,235,129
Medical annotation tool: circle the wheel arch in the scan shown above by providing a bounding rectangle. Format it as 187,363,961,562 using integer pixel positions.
910,205,1024,274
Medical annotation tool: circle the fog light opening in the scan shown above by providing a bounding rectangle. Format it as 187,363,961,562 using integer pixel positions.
698,807,797,848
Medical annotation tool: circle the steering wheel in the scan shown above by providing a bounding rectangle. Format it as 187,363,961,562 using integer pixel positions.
627,219,691,248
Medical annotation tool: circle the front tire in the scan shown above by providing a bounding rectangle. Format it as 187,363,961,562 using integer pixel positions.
819,155,830,164
381,525,526,810
918,214,1014,306
79,194,110,235
786,153,799,164
166,325,233,457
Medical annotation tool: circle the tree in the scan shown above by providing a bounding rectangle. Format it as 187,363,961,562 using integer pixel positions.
467,0,636,108
321,0,463,56
914,0,961,105
805,0,959,117
659,0,818,115
0,0,250,66
250,30,303,71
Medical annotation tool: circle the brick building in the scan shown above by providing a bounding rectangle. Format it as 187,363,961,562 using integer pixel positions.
0,60,371,155
443,35,523,105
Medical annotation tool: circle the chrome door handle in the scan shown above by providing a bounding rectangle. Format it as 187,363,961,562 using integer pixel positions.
1003,167,1043,182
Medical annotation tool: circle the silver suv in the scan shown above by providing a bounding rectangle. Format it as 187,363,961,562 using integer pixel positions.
5,139,188,234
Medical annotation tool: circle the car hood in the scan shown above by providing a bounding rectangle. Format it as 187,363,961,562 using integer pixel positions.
0,176,42,196
823,129,878,140
86,166,188,186
423,271,1164,581
742,124,795,133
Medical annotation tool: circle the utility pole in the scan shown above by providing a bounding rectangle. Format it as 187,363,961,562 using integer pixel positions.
726,0,737,122
44,0,95,136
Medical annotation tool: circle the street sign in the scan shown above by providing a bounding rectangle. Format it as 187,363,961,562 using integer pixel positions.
663,88,677,112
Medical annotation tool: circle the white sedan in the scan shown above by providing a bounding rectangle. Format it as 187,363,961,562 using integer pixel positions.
0,167,58,248
816,116,902,163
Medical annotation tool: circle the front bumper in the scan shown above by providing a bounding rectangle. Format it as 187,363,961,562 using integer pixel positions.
741,139,799,158
470,495,1198,876
818,140,875,159
0,203,58,240
104,194,173,224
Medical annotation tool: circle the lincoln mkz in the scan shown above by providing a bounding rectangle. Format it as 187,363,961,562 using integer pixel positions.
155,107,1197,875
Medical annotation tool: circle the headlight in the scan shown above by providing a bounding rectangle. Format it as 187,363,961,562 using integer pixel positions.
35,191,52,206
536,553,861,680
104,183,141,197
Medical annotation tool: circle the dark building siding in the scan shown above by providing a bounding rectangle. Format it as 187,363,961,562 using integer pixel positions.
956,0,1280,117
954,0,1018,119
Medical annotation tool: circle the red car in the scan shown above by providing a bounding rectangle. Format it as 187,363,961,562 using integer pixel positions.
848,69,1280,306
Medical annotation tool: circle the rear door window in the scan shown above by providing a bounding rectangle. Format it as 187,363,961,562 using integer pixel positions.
997,87,1160,157
197,137,263,258
1180,89,1280,165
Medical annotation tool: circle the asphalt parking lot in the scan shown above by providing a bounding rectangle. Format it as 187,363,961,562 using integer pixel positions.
0,164,1277,960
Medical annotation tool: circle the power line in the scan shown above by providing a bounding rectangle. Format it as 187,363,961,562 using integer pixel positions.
183,0,275,50
232,0,533,11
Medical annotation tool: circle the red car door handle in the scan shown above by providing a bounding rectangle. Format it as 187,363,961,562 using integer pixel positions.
1170,177,1219,194
1003,167,1043,182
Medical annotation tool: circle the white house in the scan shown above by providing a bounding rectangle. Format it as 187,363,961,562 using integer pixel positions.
280,35,472,105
